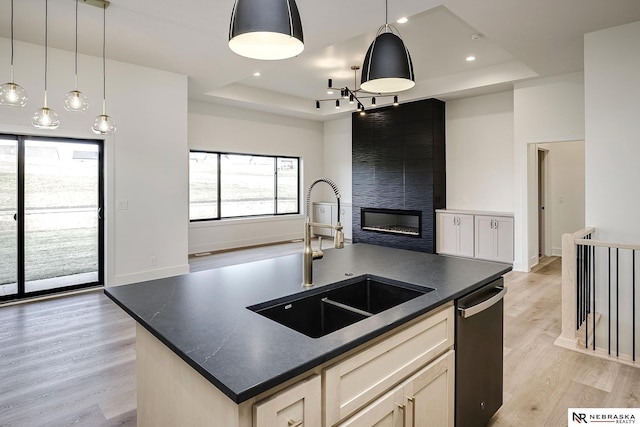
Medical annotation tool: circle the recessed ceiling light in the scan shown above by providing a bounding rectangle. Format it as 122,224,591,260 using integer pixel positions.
396,17,408,24
253,72,261,77
327,90,334,95
466,56,476,62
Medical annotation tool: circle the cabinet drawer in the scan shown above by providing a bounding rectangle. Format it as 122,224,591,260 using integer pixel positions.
254,374,321,427
324,305,454,426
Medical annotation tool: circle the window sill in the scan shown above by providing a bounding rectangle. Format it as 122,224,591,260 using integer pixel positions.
189,214,304,229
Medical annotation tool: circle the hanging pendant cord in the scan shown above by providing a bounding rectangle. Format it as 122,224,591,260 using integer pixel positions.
10,0,15,68
101,4,106,113
385,0,388,25
74,0,78,87
44,0,48,94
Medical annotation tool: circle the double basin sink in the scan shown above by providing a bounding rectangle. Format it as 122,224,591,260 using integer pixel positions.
248,275,434,338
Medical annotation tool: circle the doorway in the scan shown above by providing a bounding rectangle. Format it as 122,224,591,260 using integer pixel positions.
537,148,548,257
0,134,104,301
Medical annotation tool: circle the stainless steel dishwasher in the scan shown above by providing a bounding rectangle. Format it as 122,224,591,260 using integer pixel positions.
455,278,507,427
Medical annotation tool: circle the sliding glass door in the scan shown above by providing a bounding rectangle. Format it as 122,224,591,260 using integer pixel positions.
0,134,103,301
0,137,18,298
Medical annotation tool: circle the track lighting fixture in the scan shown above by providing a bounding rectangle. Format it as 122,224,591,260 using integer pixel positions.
0,0,28,107
360,0,415,93
314,65,401,113
229,0,304,60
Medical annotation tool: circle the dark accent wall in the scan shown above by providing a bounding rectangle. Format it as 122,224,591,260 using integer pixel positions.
352,98,445,253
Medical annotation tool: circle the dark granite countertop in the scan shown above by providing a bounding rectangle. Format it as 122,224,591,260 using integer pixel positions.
104,243,511,404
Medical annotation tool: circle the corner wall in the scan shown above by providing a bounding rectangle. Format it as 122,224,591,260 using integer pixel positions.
514,72,585,271
0,38,190,286
445,91,514,212
585,20,640,243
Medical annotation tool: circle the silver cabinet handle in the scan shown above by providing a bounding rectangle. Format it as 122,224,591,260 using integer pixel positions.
288,419,303,427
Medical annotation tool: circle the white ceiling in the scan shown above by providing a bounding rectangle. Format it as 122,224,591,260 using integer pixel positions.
2,0,640,120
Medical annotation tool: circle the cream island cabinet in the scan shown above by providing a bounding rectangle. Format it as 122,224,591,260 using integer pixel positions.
136,303,454,427
105,244,511,427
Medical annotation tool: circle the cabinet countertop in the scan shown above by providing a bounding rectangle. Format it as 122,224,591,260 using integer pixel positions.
104,243,511,404
436,208,514,217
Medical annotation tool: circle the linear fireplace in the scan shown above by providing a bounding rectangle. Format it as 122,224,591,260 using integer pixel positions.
361,208,422,237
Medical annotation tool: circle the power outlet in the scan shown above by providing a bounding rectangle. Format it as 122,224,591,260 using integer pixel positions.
150,256,157,267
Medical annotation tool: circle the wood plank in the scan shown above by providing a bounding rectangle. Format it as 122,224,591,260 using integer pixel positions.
2,253,640,426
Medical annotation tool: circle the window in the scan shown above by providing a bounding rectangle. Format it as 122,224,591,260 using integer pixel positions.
189,151,300,221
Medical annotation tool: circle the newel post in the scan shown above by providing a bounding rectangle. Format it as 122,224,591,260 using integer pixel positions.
559,232,578,345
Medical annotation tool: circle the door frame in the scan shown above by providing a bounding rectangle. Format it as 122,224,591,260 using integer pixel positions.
1,133,104,301
537,147,550,257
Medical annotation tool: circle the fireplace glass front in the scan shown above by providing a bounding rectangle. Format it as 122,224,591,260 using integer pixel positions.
361,208,422,237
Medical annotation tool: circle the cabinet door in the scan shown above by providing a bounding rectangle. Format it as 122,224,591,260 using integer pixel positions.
457,214,475,257
474,215,495,261
494,216,514,263
437,213,458,255
324,306,454,426
253,375,321,427
403,350,455,427
338,387,405,427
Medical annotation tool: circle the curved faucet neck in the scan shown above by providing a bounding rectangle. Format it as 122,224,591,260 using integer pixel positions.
305,177,341,221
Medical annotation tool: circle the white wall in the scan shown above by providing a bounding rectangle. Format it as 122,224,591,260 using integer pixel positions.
584,21,640,355
322,117,352,204
513,72,585,271
585,21,640,244
536,141,585,256
0,38,189,286
188,101,324,254
445,91,514,212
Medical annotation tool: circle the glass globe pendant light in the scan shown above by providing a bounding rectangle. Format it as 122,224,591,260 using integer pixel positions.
360,0,415,93
91,2,115,135
32,0,60,129
229,0,304,60
64,0,89,112
0,0,28,107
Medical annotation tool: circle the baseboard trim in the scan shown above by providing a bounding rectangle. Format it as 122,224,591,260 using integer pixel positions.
111,264,190,286
189,233,303,255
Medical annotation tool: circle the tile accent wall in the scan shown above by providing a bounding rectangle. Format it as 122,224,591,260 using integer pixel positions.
352,98,446,253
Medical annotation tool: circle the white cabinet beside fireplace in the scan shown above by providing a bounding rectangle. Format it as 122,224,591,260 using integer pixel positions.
312,202,352,240
436,209,513,264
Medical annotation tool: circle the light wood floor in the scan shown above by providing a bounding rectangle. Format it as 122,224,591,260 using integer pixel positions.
1,247,639,426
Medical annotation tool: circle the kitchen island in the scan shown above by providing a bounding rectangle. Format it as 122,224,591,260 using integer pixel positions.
105,243,511,426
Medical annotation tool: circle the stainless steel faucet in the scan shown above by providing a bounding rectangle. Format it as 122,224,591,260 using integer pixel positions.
303,178,344,287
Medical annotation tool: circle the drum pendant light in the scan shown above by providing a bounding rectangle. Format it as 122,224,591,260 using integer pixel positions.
0,0,28,107
91,2,116,135
32,0,60,129
229,0,304,60
360,0,415,93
